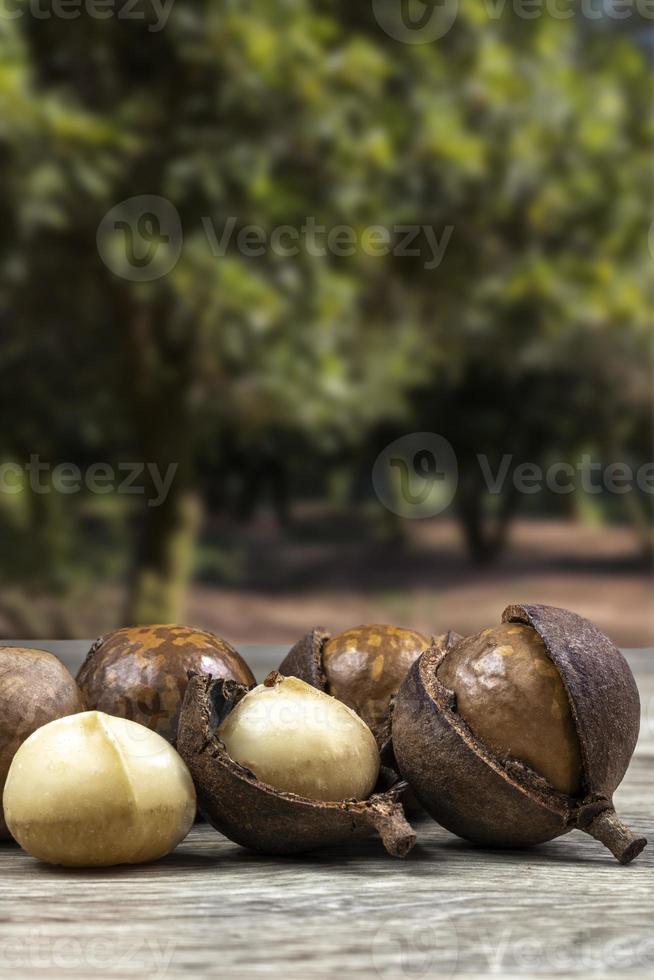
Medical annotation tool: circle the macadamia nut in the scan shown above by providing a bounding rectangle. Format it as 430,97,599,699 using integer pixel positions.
0,646,85,840
218,674,380,802
3,711,196,867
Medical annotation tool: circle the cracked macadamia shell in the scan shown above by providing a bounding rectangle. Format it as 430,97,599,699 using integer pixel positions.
77,625,255,744
177,673,416,857
392,604,646,864
0,647,85,840
3,711,196,867
218,675,380,802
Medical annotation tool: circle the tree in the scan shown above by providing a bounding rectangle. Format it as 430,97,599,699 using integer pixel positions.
0,2,650,631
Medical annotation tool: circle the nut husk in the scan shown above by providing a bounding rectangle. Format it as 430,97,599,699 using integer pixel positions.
77,625,255,744
392,604,647,864
177,671,416,857
1,647,85,839
279,624,459,748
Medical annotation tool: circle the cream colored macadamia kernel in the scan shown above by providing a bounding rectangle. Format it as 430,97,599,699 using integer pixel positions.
218,675,380,802
3,711,196,867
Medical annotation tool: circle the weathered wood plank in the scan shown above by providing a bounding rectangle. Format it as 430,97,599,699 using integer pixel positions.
0,644,652,979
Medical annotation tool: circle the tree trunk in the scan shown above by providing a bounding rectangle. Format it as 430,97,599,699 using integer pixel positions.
127,483,201,626
119,297,202,626
607,442,654,562
457,468,519,565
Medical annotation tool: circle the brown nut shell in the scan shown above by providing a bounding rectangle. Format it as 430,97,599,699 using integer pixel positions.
392,604,647,864
176,672,416,857
502,604,640,801
77,625,255,745
1,647,85,839
279,625,459,748
278,627,330,691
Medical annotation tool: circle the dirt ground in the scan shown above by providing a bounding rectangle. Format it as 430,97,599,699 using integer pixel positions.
187,514,653,648
1,515,651,647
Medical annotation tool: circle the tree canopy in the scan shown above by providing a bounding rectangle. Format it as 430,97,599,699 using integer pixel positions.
0,2,650,624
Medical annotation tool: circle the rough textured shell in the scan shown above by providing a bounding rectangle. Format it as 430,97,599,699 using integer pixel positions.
278,627,329,690
177,673,416,857
77,625,255,744
392,604,645,861
392,642,569,847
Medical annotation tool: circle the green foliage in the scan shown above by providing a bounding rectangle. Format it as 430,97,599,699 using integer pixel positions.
0,2,650,615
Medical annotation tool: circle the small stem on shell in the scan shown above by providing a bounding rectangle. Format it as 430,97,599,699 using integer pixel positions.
584,808,647,865
362,800,416,858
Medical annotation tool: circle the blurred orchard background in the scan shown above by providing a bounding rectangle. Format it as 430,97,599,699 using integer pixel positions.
0,1,652,646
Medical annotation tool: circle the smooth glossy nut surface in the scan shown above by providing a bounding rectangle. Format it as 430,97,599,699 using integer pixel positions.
437,623,582,795
218,675,380,802
77,625,255,744
0,647,85,839
3,711,196,867
322,625,431,733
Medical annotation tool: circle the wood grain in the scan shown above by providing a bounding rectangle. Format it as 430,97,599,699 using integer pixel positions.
0,643,652,979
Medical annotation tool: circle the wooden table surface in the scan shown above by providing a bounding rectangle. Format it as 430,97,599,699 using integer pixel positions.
1,642,652,980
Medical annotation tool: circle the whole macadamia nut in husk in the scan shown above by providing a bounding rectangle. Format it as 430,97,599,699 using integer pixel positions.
77,625,255,744
392,604,646,864
3,711,196,867
0,647,85,839
279,624,458,747
438,624,584,796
